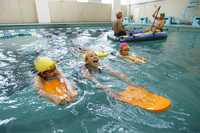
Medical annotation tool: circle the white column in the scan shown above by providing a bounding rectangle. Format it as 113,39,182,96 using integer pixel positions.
111,0,121,21
127,0,131,17
35,0,51,23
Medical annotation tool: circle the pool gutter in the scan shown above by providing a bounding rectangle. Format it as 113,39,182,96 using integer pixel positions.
0,22,200,32
0,22,112,30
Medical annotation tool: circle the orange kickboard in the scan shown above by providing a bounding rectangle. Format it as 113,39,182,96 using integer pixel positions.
43,79,66,97
119,86,171,112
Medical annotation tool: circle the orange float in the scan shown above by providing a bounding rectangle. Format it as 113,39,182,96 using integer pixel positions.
43,79,67,97
118,85,171,113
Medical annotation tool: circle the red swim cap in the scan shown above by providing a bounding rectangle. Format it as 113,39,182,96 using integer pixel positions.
120,42,129,50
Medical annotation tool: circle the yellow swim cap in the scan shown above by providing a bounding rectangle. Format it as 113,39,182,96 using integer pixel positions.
34,57,56,73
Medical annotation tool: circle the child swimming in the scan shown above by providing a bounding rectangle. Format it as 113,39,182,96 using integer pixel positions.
119,42,147,64
78,52,171,112
34,56,77,104
80,51,144,99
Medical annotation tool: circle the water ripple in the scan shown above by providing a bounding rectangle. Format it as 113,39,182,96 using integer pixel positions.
0,117,16,126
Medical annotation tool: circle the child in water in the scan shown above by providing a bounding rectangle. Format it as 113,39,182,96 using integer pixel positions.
112,11,127,37
146,13,165,33
34,56,77,104
79,51,171,112
80,51,143,99
119,42,147,64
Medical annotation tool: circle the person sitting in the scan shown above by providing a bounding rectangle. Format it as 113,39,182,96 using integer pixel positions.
34,56,77,104
112,11,127,37
119,42,147,64
145,13,165,33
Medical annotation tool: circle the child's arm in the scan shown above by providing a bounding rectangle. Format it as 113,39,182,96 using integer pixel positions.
81,67,119,99
104,66,129,82
104,66,143,89
64,79,78,99
92,77,120,99
120,55,147,64
55,70,78,101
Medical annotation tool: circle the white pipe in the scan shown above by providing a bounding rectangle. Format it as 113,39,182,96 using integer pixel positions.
111,0,121,21
35,0,51,23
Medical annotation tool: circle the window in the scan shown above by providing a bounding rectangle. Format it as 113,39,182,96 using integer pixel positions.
63,0,76,1
101,0,130,5
101,0,111,4
77,0,88,2
131,0,155,4
121,0,130,5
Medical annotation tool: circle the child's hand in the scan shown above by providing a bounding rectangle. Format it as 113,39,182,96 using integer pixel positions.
38,89,46,96
54,96,66,105
63,94,73,102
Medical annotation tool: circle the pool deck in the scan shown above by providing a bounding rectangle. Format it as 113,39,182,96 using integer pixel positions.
0,22,200,32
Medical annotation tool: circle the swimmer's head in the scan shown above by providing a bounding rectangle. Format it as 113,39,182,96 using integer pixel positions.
120,42,129,56
116,11,123,19
160,13,165,19
85,51,100,69
34,56,57,78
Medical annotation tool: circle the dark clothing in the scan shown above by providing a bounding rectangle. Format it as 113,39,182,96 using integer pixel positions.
114,31,127,37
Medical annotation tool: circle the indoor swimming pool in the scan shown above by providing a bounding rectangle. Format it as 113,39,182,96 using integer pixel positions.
0,25,200,133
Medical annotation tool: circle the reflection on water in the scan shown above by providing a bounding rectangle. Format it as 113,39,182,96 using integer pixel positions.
0,29,200,133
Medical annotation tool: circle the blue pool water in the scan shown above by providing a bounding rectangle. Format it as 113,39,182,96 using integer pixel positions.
0,27,200,133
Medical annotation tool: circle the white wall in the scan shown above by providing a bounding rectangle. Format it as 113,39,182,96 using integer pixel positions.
0,0,199,24
49,1,111,22
0,0,37,24
48,0,127,22
0,0,127,23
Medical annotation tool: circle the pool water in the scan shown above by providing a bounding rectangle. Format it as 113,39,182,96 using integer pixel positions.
0,27,200,133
